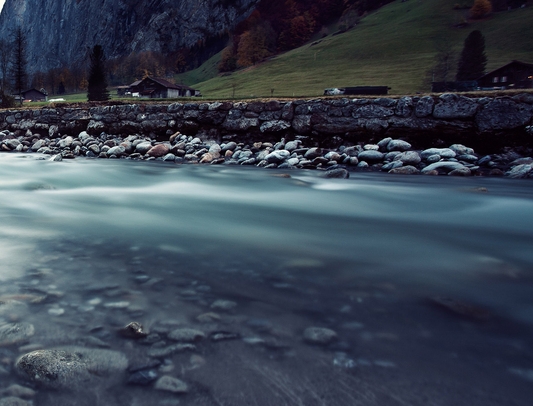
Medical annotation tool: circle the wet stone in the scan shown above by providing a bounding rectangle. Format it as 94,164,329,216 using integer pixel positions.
0,397,31,406
0,323,35,346
210,331,241,342
2,384,36,399
118,322,148,339
15,347,128,390
210,299,237,311
430,296,491,320
324,168,349,179
148,343,196,358
168,328,205,342
303,327,338,345
245,318,273,332
196,312,221,323
154,375,189,394
128,369,158,385
128,357,162,373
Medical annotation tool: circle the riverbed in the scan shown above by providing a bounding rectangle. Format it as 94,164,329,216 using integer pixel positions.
1,154,532,405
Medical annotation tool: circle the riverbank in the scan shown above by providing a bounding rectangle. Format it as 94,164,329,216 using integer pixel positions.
1,93,532,178
1,128,532,179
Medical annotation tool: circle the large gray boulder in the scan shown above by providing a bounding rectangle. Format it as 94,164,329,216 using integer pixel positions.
433,94,479,119
476,98,533,132
421,161,468,174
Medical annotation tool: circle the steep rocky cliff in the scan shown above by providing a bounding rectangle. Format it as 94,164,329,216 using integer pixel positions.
0,0,259,74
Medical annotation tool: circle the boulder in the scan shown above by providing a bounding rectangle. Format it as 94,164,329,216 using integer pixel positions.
421,161,468,174
476,98,533,132
260,120,291,133
147,144,170,158
389,165,420,175
420,148,456,160
415,96,435,117
265,150,290,164
358,150,384,163
433,94,479,119
135,141,152,154
387,139,411,152
324,168,349,179
394,151,421,165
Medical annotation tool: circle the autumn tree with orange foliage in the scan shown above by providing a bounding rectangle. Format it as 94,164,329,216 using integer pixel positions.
470,0,492,19
237,22,276,67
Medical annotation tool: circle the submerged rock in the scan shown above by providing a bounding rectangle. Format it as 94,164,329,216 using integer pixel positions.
303,327,338,345
154,375,189,393
210,299,237,311
0,323,34,346
0,397,31,406
15,347,128,389
430,296,491,320
118,322,148,339
324,168,349,179
168,328,205,342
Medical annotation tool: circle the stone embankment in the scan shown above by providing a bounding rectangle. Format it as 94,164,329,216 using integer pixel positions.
0,93,532,178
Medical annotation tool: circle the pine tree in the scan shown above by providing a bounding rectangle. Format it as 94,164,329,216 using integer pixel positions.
87,45,110,101
456,30,487,81
10,27,28,105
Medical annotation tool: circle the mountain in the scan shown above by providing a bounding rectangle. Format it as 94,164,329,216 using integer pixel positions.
0,0,260,75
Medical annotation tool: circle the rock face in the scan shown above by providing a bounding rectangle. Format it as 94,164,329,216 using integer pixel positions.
0,0,260,74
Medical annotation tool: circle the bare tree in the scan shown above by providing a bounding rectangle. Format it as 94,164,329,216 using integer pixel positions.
432,39,457,83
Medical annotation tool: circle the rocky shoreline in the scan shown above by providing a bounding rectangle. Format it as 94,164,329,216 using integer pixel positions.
1,127,533,179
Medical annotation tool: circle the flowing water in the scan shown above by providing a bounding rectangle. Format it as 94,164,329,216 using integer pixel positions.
0,153,533,405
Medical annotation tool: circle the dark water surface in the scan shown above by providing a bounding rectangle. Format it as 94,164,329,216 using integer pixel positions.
1,154,532,405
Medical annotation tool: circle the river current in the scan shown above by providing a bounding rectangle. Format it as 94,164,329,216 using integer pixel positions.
0,153,532,405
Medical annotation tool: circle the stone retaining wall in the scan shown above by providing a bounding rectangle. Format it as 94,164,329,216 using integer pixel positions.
1,93,533,150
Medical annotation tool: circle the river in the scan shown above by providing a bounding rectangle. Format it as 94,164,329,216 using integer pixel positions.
0,153,532,405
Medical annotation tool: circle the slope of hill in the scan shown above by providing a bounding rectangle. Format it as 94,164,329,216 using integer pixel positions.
188,0,533,97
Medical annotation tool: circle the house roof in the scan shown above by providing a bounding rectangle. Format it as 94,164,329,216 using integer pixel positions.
477,60,533,80
22,88,47,96
130,76,194,91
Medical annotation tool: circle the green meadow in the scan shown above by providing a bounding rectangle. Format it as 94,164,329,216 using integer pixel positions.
180,0,533,98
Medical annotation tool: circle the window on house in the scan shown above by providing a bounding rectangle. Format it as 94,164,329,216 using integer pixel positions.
492,77,499,83
501,76,508,82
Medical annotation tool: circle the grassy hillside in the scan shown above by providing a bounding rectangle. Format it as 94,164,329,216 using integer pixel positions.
186,0,533,97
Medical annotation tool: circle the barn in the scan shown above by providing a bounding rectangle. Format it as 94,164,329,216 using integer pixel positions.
476,60,533,90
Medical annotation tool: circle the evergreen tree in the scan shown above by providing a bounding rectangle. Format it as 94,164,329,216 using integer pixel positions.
87,45,110,101
10,27,28,105
0,39,10,92
456,30,487,81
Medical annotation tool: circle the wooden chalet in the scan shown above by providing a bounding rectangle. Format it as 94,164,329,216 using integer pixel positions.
21,88,48,102
128,77,199,98
476,60,533,90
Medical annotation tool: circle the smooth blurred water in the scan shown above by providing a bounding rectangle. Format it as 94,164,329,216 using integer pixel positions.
1,153,533,405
